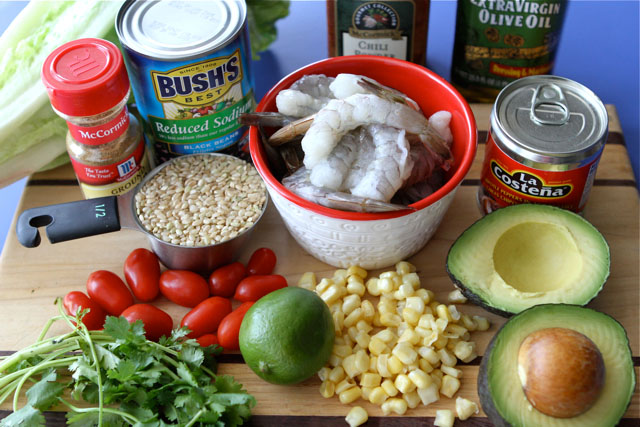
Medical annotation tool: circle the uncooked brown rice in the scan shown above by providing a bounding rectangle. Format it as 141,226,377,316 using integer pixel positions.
135,154,267,247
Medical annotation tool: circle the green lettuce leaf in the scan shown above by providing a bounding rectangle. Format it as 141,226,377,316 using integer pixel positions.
247,0,290,59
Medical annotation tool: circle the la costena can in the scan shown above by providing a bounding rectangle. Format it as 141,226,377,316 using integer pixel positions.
478,75,608,214
116,0,255,165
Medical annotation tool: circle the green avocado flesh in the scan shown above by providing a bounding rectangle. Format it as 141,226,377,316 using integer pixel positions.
479,304,635,427
447,204,610,316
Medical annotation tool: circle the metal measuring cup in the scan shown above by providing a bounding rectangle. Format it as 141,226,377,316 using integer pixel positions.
15,153,268,274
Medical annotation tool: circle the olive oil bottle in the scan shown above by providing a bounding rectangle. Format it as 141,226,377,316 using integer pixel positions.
451,0,568,102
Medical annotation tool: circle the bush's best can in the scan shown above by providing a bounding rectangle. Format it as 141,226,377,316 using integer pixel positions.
478,75,608,214
116,0,254,165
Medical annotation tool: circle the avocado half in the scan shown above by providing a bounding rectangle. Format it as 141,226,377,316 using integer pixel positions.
479,304,635,427
446,204,610,317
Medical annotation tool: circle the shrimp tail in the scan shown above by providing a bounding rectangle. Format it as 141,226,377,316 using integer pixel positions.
268,114,316,145
239,112,297,128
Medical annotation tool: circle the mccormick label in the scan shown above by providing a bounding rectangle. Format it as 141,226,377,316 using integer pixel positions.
70,137,151,198
451,0,567,93
68,107,130,146
478,133,600,214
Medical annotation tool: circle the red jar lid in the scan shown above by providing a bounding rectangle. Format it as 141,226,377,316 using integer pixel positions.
41,38,130,117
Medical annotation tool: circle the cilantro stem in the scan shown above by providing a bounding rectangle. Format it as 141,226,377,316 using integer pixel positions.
59,398,143,425
184,408,205,427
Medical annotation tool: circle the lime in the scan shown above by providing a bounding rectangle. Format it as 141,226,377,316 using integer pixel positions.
239,286,335,385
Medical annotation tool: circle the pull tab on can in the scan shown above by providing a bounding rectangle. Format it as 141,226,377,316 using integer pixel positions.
531,83,570,126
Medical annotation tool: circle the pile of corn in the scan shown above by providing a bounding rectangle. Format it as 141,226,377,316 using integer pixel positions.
298,262,489,427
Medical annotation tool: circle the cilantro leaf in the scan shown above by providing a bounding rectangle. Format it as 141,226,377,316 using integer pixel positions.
25,369,65,411
0,405,45,427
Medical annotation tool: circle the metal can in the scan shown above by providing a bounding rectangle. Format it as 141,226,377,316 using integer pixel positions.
116,0,255,165
478,75,608,214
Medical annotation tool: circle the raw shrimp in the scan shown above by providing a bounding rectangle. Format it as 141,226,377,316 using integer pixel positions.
275,74,335,117
299,93,450,169
309,131,360,190
330,73,421,111
283,167,411,213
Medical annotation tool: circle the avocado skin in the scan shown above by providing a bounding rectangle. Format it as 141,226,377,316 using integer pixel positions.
445,204,610,318
477,304,636,427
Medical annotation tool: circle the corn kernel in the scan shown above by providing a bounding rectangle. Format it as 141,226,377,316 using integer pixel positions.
473,315,491,331
372,313,382,327
403,389,421,409
333,268,349,283
377,354,391,377
328,366,346,383
368,337,387,356
418,313,435,329
382,398,408,415
423,330,438,347
320,380,335,398
460,314,477,331
378,277,395,294
333,344,352,358
387,355,404,375
448,305,461,322
396,321,410,337
361,386,373,401
435,304,453,322
395,261,415,275
414,288,431,304
317,366,330,382
429,300,441,313
441,365,462,379
343,334,353,348
342,294,361,316
405,296,425,314
369,355,377,373
378,299,395,316
431,368,444,382
398,283,414,299
344,307,363,328
347,326,359,342
315,277,333,294
417,382,440,406
343,354,360,378
408,368,432,389
379,270,399,281
401,272,420,291
392,342,418,365
345,406,368,427
419,358,435,374
433,318,449,334
360,300,375,321
401,307,420,326
438,348,457,367
434,409,454,427
355,350,369,373
356,319,373,334
339,386,362,404
368,386,388,405
453,341,476,363
398,327,421,346
396,299,406,313
347,265,368,279
456,397,479,421
373,329,396,343
432,334,449,350
360,372,382,388
440,374,461,398
355,331,370,349
298,272,317,290
414,326,431,338
380,379,398,397
447,289,467,304
332,311,344,335
394,374,416,394
444,324,468,338
346,279,366,297
329,354,342,368
366,278,381,296
335,378,355,394
380,313,402,327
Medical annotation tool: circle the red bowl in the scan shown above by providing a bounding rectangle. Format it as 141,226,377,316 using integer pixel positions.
249,55,477,221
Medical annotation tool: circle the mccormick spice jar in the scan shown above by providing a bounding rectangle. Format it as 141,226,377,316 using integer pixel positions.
41,38,150,199
327,0,430,65
451,0,567,102
116,0,255,165
478,75,608,215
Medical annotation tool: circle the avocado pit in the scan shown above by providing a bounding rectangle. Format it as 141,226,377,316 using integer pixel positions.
517,327,605,418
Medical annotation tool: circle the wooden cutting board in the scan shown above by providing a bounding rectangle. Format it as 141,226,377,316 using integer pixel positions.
0,104,637,426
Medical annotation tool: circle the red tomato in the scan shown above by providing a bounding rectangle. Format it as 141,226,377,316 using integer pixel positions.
181,296,232,338
234,275,287,302
62,291,107,330
124,248,160,302
247,248,277,276
217,302,254,351
121,304,173,342
208,262,246,297
159,270,209,307
86,270,134,316
196,334,219,347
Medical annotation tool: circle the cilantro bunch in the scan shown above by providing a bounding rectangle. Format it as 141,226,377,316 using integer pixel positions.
0,301,255,426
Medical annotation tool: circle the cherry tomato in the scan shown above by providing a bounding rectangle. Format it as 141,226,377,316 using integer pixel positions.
62,291,107,330
86,270,134,316
217,302,254,351
196,334,219,347
159,270,209,307
124,248,160,302
121,304,173,342
247,248,277,276
181,296,232,338
233,275,288,302
208,262,246,297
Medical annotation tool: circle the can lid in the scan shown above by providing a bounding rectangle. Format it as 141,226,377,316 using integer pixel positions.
116,0,247,61
492,75,608,165
41,38,130,117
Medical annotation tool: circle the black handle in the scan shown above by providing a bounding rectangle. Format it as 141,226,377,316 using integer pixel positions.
16,196,121,248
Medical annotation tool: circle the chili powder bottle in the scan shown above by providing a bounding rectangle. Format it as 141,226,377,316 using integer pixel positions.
451,0,568,102
41,38,150,199
327,0,430,65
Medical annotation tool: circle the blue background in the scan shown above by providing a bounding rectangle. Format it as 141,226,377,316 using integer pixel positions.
0,0,638,252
